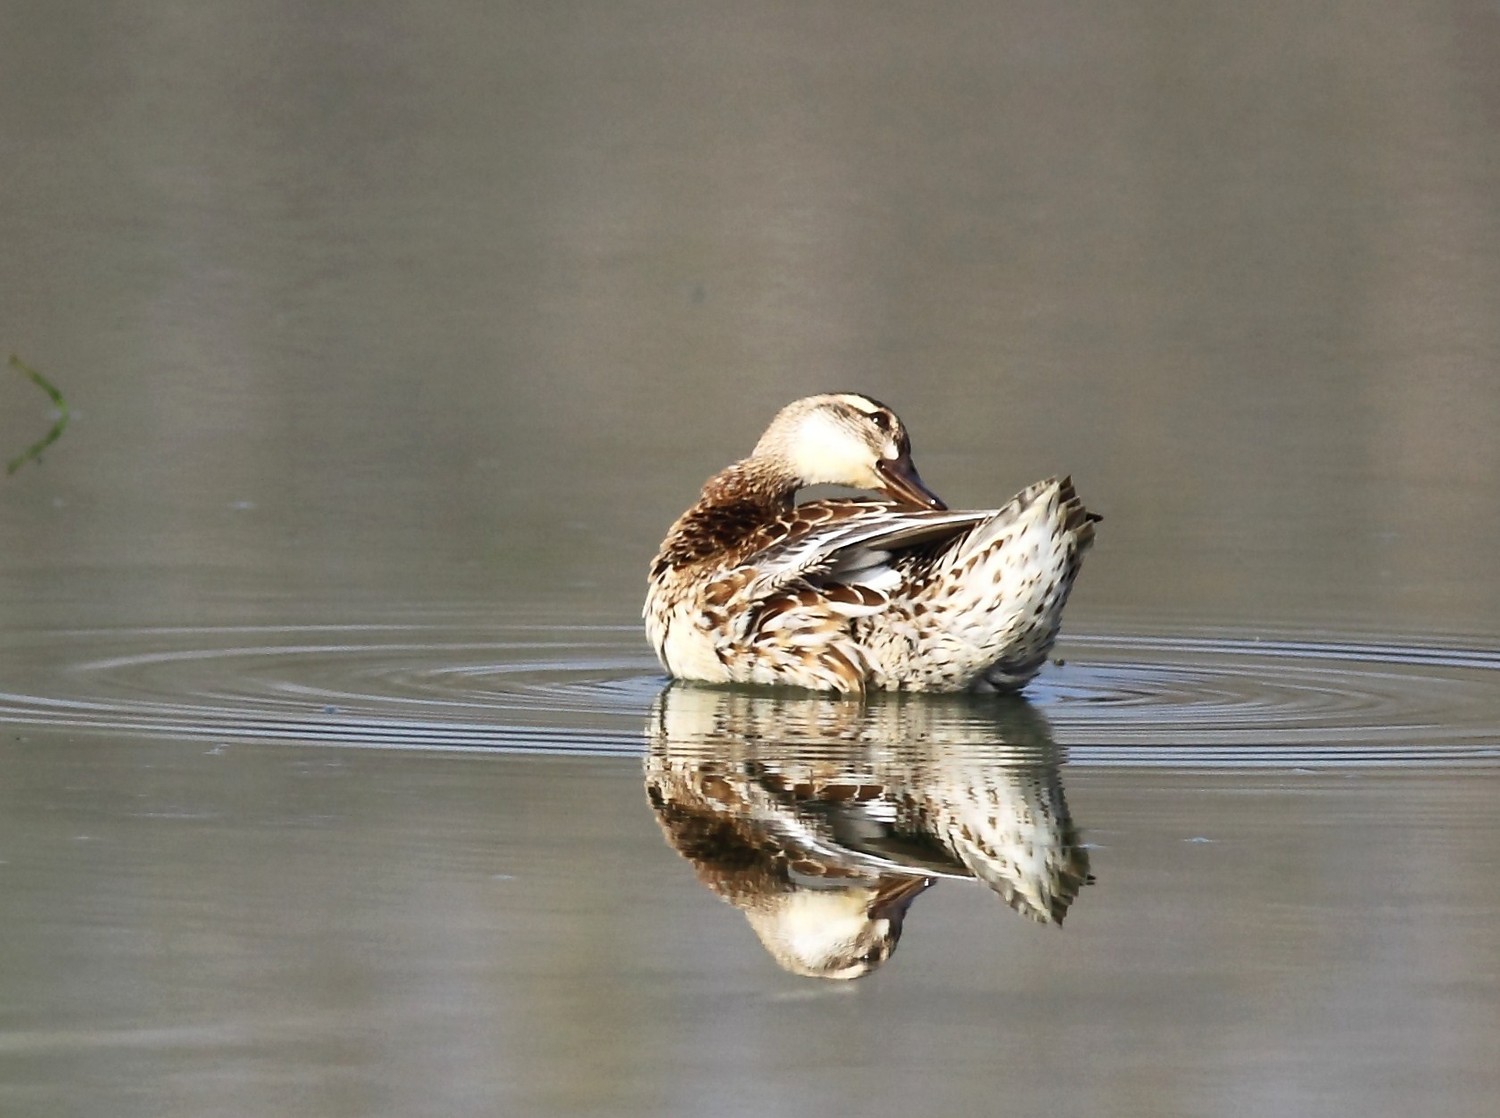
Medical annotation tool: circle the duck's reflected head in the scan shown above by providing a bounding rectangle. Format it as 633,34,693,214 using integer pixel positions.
744,874,932,981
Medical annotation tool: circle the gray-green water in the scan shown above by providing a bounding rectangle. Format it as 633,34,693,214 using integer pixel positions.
3,3,1500,1115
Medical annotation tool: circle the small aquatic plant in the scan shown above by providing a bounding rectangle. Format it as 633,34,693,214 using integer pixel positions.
5,354,69,475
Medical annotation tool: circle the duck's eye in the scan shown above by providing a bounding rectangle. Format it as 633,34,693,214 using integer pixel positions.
870,411,893,433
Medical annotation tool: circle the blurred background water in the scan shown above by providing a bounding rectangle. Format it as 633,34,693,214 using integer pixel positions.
2,2,1499,1116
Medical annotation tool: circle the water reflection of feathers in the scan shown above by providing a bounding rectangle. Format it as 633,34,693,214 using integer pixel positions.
644,684,1092,980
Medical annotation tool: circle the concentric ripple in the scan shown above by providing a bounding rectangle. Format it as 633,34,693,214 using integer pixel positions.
1038,634,1500,765
0,625,659,756
0,625,1497,766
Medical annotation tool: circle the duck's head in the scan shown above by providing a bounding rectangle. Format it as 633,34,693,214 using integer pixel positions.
751,393,947,510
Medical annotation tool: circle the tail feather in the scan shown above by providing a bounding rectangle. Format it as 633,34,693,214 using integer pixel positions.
1056,475,1100,550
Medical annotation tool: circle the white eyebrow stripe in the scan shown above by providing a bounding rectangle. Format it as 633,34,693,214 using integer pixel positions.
838,394,880,414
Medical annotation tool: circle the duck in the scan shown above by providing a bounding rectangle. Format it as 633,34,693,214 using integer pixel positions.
644,392,1098,693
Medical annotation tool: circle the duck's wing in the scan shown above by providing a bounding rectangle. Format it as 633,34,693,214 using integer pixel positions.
739,500,989,604
690,501,993,690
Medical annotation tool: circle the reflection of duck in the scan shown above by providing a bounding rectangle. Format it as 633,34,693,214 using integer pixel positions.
644,393,1098,693
644,684,1091,980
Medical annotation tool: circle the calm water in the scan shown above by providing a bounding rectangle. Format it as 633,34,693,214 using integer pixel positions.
3,3,1500,1116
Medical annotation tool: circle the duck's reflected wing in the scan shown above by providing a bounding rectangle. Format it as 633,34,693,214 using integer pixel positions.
742,761,976,880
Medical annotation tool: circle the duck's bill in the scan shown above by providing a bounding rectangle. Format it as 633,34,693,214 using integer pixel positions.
875,455,948,510
868,874,934,920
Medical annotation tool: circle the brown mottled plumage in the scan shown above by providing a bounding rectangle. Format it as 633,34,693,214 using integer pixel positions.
644,393,1098,692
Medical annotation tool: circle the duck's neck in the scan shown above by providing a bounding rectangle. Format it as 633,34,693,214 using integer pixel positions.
651,458,800,577
699,458,799,510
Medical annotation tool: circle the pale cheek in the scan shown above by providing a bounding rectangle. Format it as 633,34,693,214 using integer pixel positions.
796,437,865,485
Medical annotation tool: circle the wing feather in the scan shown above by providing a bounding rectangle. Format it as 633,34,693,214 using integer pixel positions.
740,503,988,601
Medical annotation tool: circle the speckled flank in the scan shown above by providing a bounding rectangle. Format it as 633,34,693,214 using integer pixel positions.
856,478,1096,691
